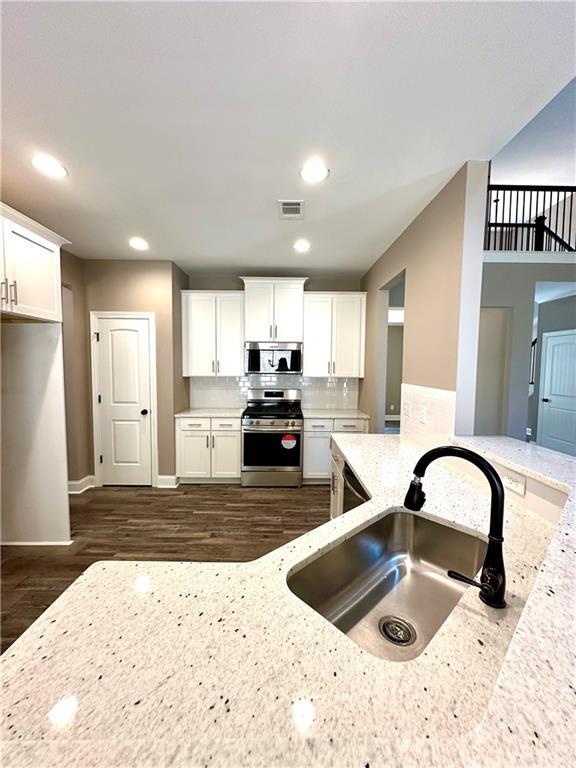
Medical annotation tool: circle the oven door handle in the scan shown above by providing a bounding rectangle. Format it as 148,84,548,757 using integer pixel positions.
242,427,302,434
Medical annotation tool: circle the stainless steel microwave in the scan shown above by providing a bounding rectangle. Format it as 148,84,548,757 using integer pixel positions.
244,342,303,375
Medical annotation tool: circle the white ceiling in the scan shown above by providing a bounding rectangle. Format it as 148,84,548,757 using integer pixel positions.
491,78,576,186
534,282,576,304
2,2,575,277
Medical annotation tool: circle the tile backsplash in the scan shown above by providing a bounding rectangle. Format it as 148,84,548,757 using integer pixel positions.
189,375,359,410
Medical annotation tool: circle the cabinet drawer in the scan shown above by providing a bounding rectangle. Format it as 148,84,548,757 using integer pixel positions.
179,418,211,431
333,418,366,432
304,418,334,432
211,417,241,431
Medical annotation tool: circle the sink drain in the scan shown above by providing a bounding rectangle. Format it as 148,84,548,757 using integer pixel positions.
378,616,416,646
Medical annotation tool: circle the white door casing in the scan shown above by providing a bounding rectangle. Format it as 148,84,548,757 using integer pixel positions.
303,294,333,376
537,329,576,456
91,313,158,486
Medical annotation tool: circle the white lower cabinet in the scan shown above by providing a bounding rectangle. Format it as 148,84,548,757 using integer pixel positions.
176,419,240,480
303,432,332,480
303,416,369,482
179,430,212,478
211,431,241,478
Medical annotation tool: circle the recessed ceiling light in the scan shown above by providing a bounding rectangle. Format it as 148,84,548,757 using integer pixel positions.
293,238,311,254
129,236,149,251
299,156,329,184
31,152,68,178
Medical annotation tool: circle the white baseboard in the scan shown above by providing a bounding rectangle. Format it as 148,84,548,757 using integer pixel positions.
1,540,73,546
156,475,179,488
68,475,96,494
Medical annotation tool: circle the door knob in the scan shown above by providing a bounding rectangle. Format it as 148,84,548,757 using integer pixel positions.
141,409,149,415
541,398,551,403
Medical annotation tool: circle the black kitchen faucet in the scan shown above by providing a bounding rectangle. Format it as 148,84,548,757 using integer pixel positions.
404,445,506,608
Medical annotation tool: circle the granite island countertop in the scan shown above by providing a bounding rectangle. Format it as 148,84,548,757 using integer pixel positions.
2,435,574,767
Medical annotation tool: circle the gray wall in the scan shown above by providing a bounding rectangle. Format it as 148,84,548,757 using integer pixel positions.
385,326,403,415
530,294,576,438
360,161,488,433
479,262,576,439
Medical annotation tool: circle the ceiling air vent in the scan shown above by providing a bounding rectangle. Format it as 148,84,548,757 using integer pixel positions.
278,200,304,220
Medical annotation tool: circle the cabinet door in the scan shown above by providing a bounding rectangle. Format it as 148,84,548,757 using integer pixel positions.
211,431,241,478
274,282,304,341
178,430,211,478
182,293,216,376
244,282,274,341
303,432,332,480
332,294,366,378
2,219,61,321
330,459,344,518
303,294,333,376
216,293,244,376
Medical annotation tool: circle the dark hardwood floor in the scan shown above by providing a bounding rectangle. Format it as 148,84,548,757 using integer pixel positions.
1,484,330,654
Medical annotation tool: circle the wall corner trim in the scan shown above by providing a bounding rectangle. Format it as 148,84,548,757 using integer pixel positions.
68,475,96,494
157,475,179,488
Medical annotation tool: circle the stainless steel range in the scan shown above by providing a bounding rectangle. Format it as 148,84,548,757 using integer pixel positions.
241,389,303,487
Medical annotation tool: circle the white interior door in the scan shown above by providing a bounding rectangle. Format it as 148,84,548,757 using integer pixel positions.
537,329,576,456
96,317,153,484
303,294,333,376
216,293,244,375
274,282,304,341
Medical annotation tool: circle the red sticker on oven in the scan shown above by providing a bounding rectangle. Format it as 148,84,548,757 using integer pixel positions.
281,434,297,450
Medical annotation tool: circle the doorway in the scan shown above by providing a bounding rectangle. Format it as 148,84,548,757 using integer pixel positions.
90,312,158,485
384,273,405,434
537,329,576,456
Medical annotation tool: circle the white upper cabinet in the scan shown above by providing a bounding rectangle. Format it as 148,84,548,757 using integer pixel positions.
242,278,306,342
303,293,366,378
273,281,304,341
182,291,244,377
215,293,244,376
1,204,69,322
332,294,366,377
182,293,216,376
243,280,275,341
303,294,333,376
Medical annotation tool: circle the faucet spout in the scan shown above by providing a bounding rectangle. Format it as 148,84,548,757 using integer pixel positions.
404,446,506,609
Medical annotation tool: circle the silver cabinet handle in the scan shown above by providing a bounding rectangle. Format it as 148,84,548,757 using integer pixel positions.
332,361,335,374
269,324,273,339
9,280,18,306
341,424,357,429
219,423,233,428
212,435,215,448
311,424,325,429
217,360,220,374
211,360,215,373
206,435,209,448
327,361,330,374
188,423,202,427
0,278,8,304
274,324,278,339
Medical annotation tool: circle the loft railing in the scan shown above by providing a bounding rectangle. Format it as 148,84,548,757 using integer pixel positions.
484,184,575,252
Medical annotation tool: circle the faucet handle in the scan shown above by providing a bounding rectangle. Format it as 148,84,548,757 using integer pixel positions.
448,568,504,604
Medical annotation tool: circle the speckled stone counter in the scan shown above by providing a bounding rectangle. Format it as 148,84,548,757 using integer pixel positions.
2,435,575,767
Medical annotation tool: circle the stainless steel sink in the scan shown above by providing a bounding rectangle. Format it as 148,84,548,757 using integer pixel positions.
288,509,487,661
